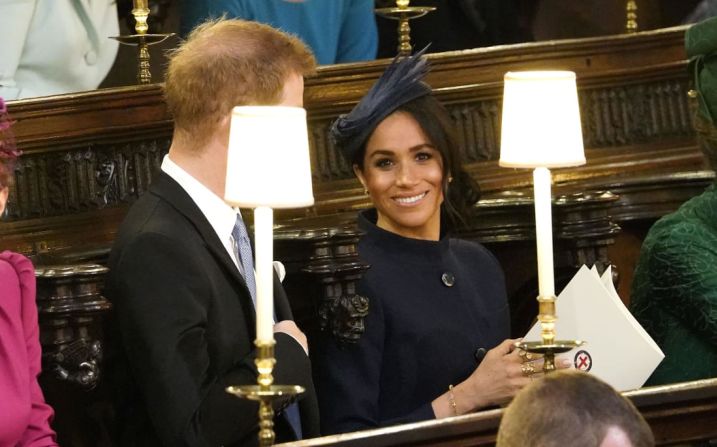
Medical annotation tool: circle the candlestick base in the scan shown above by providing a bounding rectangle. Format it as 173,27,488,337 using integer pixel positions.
226,340,305,446
226,385,305,446
516,340,584,373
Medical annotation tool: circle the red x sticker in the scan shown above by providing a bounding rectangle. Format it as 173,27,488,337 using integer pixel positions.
574,350,592,371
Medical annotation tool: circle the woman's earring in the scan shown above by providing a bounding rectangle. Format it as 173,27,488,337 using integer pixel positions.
364,188,369,195
448,176,454,183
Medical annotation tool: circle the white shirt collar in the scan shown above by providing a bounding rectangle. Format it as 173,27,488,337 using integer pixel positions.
161,155,238,266
160,156,290,333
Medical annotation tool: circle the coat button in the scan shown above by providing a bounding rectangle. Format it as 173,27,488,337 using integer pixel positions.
441,272,455,287
474,347,487,363
85,50,98,65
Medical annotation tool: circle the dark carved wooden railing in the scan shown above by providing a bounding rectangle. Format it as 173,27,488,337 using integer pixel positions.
1,25,714,445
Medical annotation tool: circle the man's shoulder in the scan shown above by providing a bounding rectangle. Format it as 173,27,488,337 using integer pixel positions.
112,187,199,260
119,192,175,234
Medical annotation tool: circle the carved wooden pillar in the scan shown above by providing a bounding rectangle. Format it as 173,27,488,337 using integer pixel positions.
33,263,114,446
35,264,111,388
555,191,621,280
275,221,371,346
307,228,370,346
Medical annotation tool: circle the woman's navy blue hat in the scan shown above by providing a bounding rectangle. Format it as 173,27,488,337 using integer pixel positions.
330,46,432,164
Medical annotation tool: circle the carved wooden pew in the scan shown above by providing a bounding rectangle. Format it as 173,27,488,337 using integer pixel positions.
1,24,713,445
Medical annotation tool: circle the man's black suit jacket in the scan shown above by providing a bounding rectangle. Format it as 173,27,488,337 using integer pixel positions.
106,172,320,446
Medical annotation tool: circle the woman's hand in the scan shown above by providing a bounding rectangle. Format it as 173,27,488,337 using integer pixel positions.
433,339,570,417
455,338,528,411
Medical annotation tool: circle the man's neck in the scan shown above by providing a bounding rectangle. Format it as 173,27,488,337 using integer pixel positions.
168,136,227,199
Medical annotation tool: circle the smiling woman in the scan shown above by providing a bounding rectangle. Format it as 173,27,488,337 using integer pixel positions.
356,110,445,240
314,50,560,435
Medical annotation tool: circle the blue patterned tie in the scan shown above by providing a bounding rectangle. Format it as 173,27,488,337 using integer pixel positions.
232,214,302,439
232,213,257,304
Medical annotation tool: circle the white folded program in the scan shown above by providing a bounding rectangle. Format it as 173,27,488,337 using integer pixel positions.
524,265,664,391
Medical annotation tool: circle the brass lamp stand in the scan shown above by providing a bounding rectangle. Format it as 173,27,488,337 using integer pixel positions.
110,1,174,84
226,341,304,446
375,0,435,57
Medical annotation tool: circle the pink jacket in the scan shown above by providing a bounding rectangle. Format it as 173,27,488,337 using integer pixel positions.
0,251,57,446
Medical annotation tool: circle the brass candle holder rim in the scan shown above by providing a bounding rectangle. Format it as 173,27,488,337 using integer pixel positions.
375,6,436,19
110,33,176,46
516,340,585,355
225,384,305,401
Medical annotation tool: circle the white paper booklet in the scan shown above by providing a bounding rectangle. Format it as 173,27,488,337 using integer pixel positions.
523,265,664,391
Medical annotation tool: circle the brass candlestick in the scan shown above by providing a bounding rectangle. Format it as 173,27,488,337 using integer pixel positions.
626,0,638,34
375,0,435,57
517,294,583,373
226,340,304,446
110,1,174,84
517,171,583,373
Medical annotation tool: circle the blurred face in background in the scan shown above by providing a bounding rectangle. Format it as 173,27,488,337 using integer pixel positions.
355,111,444,240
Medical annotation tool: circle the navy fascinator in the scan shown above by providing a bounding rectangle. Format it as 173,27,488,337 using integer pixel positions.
330,46,432,164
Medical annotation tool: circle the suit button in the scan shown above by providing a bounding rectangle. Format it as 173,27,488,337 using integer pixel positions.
474,347,487,363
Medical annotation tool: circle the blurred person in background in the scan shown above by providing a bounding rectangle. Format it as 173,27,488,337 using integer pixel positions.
181,0,377,65
0,0,119,99
0,97,58,446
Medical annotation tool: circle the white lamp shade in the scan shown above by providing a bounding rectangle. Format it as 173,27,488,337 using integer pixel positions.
224,106,315,208
499,71,586,168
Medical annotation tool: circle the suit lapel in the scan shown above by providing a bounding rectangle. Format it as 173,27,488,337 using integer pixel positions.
149,172,257,328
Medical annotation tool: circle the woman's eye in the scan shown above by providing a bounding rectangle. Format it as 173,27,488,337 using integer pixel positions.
374,158,393,169
416,152,432,161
